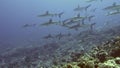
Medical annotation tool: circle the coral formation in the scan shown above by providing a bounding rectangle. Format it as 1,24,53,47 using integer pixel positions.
58,36,120,68
1,26,120,68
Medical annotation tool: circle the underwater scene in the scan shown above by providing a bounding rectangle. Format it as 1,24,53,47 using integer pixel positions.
1,0,120,68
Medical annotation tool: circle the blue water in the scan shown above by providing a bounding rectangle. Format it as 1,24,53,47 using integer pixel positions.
0,0,120,48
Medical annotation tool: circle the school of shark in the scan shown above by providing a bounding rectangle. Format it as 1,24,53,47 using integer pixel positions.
22,0,120,40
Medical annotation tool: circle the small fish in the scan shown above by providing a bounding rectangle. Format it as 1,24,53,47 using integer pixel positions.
103,2,120,11
63,19,81,26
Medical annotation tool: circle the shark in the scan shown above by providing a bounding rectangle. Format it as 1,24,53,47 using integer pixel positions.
38,11,64,18
40,19,61,26
63,19,81,26
71,14,87,21
103,2,120,11
74,4,91,12
63,13,87,25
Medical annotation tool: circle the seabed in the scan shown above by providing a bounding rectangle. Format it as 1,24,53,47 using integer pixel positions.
1,25,120,68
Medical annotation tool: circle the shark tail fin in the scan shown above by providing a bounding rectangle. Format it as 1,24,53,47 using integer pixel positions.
85,4,91,11
58,12,64,18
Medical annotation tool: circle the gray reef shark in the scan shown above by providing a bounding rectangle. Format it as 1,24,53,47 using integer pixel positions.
103,2,120,11
63,14,87,25
40,19,61,26
74,4,91,11
38,11,64,18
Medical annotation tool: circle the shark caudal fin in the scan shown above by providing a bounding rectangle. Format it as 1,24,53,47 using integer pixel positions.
85,4,91,11
58,12,64,18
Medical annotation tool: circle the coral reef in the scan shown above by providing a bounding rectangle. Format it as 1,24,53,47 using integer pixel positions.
1,25,120,68
59,36,120,68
